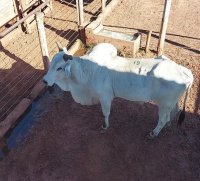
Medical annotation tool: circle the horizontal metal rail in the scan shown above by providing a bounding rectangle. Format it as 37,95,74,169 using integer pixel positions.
0,0,50,39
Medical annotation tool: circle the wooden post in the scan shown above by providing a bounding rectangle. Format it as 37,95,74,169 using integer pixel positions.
35,12,50,71
101,0,106,15
76,0,84,25
14,0,26,32
145,30,152,53
19,0,32,33
78,22,88,43
157,0,172,56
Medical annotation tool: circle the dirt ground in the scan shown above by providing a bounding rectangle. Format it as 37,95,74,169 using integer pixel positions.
0,0,200,180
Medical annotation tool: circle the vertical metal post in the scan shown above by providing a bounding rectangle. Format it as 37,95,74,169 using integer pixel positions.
145,30,152,53
101,0,106,15
157,0,172,56
35,12,50,71
76,0,84,25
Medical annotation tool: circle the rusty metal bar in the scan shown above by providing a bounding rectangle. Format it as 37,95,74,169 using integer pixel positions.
0,0,50,39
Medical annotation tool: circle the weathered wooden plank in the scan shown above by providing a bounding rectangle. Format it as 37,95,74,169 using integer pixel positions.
0,0,17,27
35,12,50,71
157,0,172,55
0,98,31,138
145,30,152,53
28,79,46,100
20,0,38,11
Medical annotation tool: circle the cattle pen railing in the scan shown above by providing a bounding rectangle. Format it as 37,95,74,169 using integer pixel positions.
0,0,51,123
0,0,114,123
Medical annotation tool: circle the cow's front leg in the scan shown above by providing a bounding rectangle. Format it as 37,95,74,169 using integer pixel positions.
100,117,109,133
99,97,112,133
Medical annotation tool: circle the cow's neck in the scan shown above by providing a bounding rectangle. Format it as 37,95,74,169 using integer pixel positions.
56,77,70,91
70,58,97,85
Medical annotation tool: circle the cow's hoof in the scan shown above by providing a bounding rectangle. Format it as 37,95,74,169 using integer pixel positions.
47,86,54,94
146,132,155,140
165,121,171,127
99,126,107,133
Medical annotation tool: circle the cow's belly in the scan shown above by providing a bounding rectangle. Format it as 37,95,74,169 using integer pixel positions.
70,85,100,105
113,74,153,102
114,86,152,101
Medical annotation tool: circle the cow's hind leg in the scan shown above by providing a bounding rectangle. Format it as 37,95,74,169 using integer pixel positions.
166,102,180,127
147,107,171,139
99,97,112,133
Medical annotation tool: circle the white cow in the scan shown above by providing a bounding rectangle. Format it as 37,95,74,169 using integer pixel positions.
43,43,193,138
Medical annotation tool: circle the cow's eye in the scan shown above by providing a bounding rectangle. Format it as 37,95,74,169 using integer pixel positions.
57,67,62,71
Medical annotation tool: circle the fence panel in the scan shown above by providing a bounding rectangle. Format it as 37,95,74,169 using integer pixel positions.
0,0,17,27
0,0,107,122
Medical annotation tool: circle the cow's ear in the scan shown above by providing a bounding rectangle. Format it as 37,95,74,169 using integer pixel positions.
63,54,73,61
65,64,71,77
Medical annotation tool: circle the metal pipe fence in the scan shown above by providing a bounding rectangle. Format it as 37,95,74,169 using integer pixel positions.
0,0,109,122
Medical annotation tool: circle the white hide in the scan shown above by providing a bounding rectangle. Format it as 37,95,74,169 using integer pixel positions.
43,43,193,138
44,43,117,104
83,43,117,66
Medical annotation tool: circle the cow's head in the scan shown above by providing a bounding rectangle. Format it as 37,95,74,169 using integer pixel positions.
43,42,73,87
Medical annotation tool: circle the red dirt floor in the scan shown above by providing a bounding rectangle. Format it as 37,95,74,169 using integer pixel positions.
0,0,200,180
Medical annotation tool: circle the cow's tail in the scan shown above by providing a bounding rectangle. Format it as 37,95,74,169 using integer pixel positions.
178,70,193,126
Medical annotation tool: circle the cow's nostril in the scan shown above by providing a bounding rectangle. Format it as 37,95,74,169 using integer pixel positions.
43,79,47,84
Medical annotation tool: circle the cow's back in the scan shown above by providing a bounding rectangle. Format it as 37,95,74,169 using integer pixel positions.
150,60,193,87
82,43,117,66
92,56,193,104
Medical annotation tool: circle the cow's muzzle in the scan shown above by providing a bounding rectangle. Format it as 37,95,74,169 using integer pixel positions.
43,79,54,93
43,79,48,84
